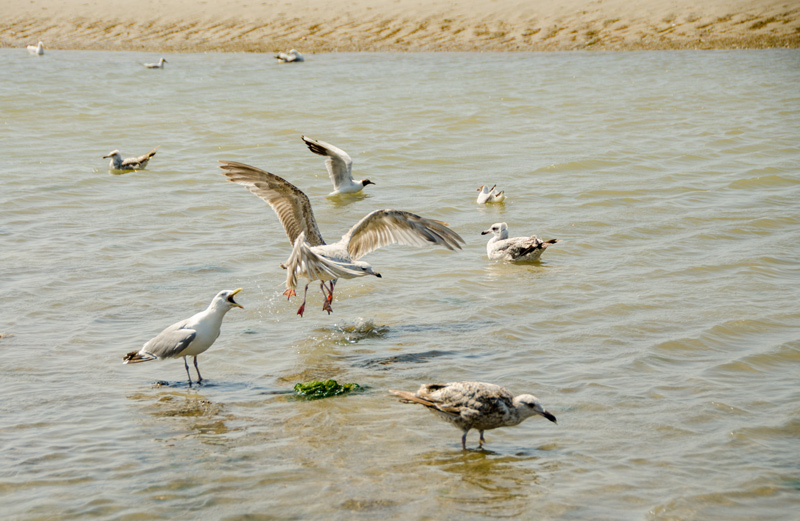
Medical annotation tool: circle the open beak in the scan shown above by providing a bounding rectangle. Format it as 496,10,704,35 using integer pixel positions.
228,288,244,308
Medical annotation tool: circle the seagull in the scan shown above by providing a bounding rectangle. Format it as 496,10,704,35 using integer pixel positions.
143,57,167,69
103,146,160,171
476,184,506,204
123,289,243,386
390,381,557,450
27,41,45,55
275,49,304,63
219,161,465,316
302,136,375,195
481,222,559,262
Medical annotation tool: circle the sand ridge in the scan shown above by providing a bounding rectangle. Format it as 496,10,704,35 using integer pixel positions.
2,0,798,52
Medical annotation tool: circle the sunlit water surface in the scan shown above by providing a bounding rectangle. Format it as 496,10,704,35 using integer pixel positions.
1,49,799,520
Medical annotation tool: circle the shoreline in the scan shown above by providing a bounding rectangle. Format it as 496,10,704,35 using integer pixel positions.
2,0,798,53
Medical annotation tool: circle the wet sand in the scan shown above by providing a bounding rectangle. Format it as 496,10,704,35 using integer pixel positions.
2,0,798,53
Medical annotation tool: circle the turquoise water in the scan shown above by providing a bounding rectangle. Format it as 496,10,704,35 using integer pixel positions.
1,49,799,520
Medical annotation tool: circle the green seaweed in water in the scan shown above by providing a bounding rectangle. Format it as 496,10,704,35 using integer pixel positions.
293,379,361,399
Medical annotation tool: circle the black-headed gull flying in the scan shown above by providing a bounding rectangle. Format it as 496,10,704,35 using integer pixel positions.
302,136,375,195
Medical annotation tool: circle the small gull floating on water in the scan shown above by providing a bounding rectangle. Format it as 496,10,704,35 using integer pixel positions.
275,49,304,63
143,57,167,69
123,289,243,386
27,41,45,55
219,161,464,317
103,146,160,171
481,222,559,262
390,381,557,450
302,136,375,195
477,184,506,204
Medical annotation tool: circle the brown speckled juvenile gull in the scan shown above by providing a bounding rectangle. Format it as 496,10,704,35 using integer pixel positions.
103,146,160,171
219,161,464,317
390,381,557,450
481,222,559,262
123,289,243,386
302,136,375,195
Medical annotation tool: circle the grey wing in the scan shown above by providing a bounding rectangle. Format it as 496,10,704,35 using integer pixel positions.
345,209,465,260
125,146,159,167
219,160,326,246
142,322,197,359
302,136,354,190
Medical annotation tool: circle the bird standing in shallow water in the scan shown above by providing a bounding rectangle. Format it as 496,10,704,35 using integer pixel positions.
103,146,160,171
390,381,557,450
219,161,464,316
302,136,375,195
123,289,243,386
481,222,559,262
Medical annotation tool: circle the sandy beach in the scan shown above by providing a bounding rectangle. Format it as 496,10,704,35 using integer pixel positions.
1,0,798,53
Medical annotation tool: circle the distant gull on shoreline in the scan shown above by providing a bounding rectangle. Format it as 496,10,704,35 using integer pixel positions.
27,41,45,55
103,146,160,171
390,381,557,450
302,136,375,195
481,222,559,262
123,289,243,386
275,49,304,63
219,161,464,316
143,57,167,69
477,184,506,204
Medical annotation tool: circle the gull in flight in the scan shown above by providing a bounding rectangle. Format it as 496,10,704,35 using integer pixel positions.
390,381,557,450
302,136,375,195
481,222,559,262
103,146,160,171
219,161,464,316
144,57,167,69
123,289,243,386
476,184,506,204
27,41,45,55
275,49,304,63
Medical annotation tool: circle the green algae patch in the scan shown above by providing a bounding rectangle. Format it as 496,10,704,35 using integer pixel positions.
293,379,362,400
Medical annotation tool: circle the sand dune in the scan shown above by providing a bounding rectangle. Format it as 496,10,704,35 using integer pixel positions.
1,0,798,52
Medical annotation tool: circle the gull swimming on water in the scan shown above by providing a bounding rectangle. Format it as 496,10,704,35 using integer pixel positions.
481,222,559,262
390,381,557,450
275,49,304,63
27,41,45,55
219,161,464,316
143,57,167,69
103,146,160,171
476,184,506,204
123,289,243,386
302,136,375,195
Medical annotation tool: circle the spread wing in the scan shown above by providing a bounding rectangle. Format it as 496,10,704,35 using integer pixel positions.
219,160,326,246
142,321,197,359
302,136,354,190
345,209,465,260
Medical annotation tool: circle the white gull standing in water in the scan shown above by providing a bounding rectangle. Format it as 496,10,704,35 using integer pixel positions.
275,49,304,63
27,41,45,55
219,161,464,316
476,184,506,204
143,57,167,69
481,222,559,262
103,146,160,171
390,381,557,450
123,289,243,386
302,136,375,195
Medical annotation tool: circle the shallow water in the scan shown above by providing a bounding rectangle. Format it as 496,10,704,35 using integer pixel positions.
1,49,799,520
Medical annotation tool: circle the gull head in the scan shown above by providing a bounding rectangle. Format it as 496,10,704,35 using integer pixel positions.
214,288,244,310
481,222,509,240
103,150,121,159
361,179,375,187
514,394,557,424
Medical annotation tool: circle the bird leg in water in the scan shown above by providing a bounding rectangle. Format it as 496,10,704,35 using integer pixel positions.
296,283,310,317
478,430,486,448
194,356,203,384
461,432,468,451
183,357,193,387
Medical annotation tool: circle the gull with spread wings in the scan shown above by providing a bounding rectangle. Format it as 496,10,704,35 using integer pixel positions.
302,136,375,195
219,161,465,316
